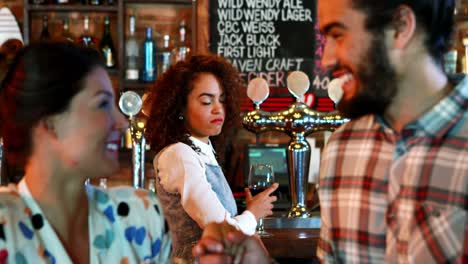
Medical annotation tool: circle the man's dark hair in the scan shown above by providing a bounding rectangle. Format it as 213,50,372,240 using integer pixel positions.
352,0,455,64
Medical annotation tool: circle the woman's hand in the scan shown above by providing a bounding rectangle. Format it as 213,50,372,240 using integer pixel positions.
245,183,278,221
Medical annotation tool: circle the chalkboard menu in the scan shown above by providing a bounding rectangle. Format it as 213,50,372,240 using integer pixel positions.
209,0,334,111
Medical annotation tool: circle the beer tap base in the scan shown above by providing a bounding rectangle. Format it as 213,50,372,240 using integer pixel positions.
287,204,311,218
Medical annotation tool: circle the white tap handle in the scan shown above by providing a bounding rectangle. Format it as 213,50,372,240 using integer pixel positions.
287,71,310,99
247,77,270,106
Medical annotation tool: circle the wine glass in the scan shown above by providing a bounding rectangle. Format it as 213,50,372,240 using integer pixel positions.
248,163,275,237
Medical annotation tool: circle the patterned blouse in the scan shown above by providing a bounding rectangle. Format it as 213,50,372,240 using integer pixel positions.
0,179,171,263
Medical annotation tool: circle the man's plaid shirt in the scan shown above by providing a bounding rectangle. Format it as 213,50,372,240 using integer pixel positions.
317,77,467,263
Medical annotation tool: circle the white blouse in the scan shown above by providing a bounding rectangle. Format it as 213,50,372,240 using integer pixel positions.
155,137,257,235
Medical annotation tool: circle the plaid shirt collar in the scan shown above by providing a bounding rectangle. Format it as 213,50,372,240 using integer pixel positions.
375,76,468,139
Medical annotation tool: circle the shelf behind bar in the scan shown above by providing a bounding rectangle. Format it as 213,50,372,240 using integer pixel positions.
107,68,121,76
124,0,192,4
26,4,119,12
122,81,153,92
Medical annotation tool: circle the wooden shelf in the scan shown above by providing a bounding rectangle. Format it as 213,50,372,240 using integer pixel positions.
122,81,153,91
26,4,119,12
23,0,196,94
125,0,191,4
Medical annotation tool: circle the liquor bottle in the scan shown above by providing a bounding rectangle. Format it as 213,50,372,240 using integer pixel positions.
32,0,46,5
0,137,4,186
125,15,139,81
39,15,51,41
99,16,116,68
89,0,101,5
56,0,69,4
174,20,190,62
157,34,172,77
444,46,458,74
61,17,74,43
99,178,108,189
141,27,156,82
454,30,467,73
76,15,97,48
148,178,156,194
462,32,468,74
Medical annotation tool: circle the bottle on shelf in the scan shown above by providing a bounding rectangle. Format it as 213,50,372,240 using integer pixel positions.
61,17,75,43
174,20,190,62
157,34,172,77
99,16,116,68
0,137,4,186
148,178,156,194
89,0,101,6
141,27,156,83
32,0,46,5
39,15,51,41
456,30,467,74
462,32,468,74
125,15,139,81
76,15,98,48
56,0,69,5
99,178,108,189
444,46,458,75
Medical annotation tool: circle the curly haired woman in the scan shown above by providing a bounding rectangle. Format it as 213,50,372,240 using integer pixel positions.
145,55,278,263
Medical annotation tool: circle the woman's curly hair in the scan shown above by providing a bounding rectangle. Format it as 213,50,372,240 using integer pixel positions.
145,54,244,165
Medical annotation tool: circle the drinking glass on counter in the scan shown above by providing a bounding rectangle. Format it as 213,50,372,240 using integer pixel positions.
248,163,275,237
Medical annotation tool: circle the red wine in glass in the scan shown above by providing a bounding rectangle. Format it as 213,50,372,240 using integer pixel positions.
249,186,268,196
248,164,274,237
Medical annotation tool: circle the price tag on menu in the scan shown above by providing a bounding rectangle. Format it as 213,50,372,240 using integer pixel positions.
209,0,334,112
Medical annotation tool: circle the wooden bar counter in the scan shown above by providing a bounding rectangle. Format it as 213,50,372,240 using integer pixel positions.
261,216,321,264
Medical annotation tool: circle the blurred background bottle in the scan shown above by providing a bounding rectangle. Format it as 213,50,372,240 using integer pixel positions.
148,178,156,193
157,34,172,77
76,15,97,48
89,0,101,5
125,15,139,81
141,26,156,82
56,0,69,5
99,177,108,189
99,16,116,68
0,137,4,186
61,17,74,42
174,20,190,62
39,15,50,41
32,0,46,5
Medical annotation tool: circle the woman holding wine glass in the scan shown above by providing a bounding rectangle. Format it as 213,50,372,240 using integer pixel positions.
145,55,278,263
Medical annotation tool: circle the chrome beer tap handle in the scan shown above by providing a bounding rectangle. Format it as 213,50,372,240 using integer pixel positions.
119,91,146,189
242,71,348,218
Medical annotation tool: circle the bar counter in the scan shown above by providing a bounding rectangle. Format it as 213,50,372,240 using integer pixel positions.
261,215,321,264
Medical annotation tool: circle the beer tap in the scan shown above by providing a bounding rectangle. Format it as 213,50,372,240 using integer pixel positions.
242,71,348,218
119,91,146,188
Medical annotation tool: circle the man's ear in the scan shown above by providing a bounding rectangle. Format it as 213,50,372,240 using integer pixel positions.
391,5,417,49
37,117,56,137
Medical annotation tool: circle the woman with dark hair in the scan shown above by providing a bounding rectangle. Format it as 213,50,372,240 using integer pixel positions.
145,55,278,262
0,42,171,263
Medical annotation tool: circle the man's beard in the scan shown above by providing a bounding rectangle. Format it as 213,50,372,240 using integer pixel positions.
337,33,398,119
